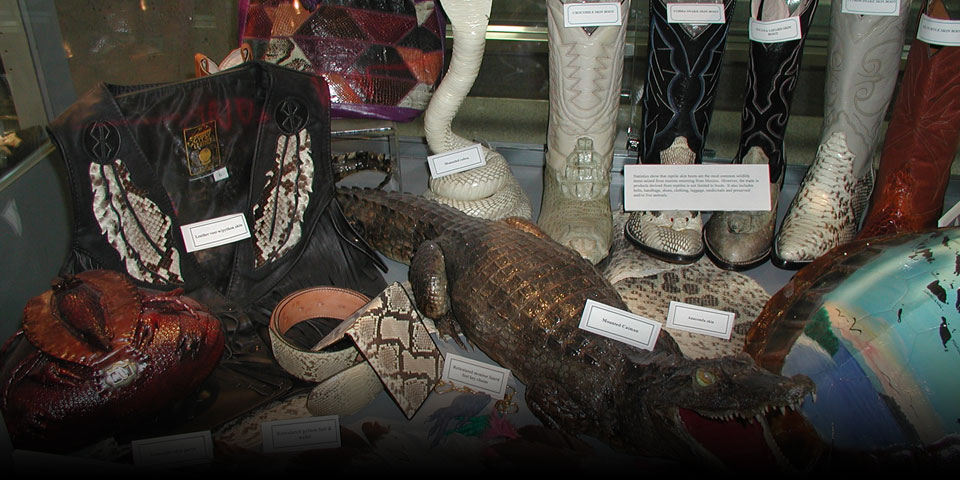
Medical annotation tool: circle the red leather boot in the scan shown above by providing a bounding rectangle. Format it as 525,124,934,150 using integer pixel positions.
858,0,960,239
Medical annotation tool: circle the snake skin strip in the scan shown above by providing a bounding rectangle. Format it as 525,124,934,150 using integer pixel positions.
89,159,183,285
252,129,314,268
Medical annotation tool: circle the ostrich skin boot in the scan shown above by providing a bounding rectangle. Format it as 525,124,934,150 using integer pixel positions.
858,0,960,240
773,0,912,268
539,0,629,265
703,0,819,271
624,0,736,264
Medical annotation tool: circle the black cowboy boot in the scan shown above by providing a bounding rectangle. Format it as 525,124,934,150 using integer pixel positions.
703,0,820,271
624,0,736,263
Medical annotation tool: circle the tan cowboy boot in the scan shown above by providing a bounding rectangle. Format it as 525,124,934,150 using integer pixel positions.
772,0,912,268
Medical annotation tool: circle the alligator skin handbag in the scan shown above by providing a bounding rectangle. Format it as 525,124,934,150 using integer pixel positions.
239,0,446,122
45,61,389,432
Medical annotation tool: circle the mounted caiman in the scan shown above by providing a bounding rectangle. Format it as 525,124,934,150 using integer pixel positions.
337,186,815,466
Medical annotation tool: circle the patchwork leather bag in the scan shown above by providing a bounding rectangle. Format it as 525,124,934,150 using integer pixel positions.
240,0,446,122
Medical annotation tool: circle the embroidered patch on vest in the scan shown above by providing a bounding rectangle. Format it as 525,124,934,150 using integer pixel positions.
276,98,308,134
89,159,184,285
83,121,121,164
183,120,224,178
251,129,314,268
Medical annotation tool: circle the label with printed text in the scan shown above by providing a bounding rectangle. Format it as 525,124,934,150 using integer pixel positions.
563,2,622,27
667,3,726,24
131,431,214,468
180,213,251,252
427,144,486,178
748,16,802,43
666,301,735,340
262,416,341,453
623,164,770,212
441,353,511,399
917,14,960,47
841,0,900,15
578,299,661,351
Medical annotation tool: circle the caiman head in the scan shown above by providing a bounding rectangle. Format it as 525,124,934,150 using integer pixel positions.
628,352,816,469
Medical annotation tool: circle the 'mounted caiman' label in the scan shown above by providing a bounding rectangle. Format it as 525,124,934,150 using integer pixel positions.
578,299,661,351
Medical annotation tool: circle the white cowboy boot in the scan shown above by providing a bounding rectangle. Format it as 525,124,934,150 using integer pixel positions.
422,0,532,220
772,0,912,268
538,0,630,264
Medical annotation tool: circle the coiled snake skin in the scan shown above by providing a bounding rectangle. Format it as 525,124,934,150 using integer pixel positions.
422,0,532,220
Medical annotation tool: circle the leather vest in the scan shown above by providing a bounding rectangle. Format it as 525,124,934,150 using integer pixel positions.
48,61,387,326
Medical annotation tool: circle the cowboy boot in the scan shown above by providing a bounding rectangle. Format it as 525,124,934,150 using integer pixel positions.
703,0,819,271
538,0,630,264
857,0,960,239
772,0,912,268
624,0,736,264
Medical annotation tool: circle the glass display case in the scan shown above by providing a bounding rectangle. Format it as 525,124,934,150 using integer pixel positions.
2,0,960,474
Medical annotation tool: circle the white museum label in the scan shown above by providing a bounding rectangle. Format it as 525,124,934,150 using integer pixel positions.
212,166,229,182
841,0,901,16
623,163,770,212
427,143,486,178
180,212,251,253
667,3,726,24
563,2,622,27
578,299,661,351
938,199,960,228
666,301,736,340
748,16,803,43
917,14,960,47
131,431,214,468
441,353,512,400
261,416,341,453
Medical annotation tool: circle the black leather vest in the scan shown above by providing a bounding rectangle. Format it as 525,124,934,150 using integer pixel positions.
48,61,387,325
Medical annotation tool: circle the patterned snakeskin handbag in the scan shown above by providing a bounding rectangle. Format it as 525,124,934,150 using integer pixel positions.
240,0,446,122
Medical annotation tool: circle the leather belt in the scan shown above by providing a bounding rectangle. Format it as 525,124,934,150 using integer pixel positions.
268,283,443,419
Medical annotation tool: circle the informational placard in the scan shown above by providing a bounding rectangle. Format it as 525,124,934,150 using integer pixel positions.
563,2,622,27
917,14,960,47
427,143,486,178
667,3,726,24
212,167,230,182
841,0,900,15
578,299,661,351
131,431,214,468
665,301,736,340
748,16,803,43
623,164,770,212
441,353,512,400
180,212,251,253
262,416,341,453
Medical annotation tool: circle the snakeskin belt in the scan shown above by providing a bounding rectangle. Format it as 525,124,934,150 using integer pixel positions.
268,283,444,419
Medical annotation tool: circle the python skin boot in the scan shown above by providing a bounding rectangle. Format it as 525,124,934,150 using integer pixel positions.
624,0,736,263
538,0,630,265
772,0,912,268
703,0,818,271
858,0,960,239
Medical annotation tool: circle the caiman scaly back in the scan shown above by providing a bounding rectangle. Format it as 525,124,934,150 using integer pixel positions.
337,187,815,462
